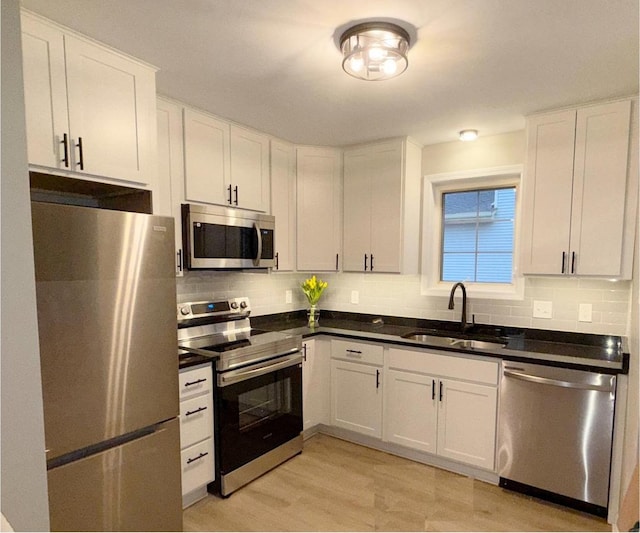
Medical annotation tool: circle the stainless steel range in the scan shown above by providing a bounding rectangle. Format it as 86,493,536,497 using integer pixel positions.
177,298,303,496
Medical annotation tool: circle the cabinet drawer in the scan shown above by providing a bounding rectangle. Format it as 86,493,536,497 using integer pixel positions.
331,339,383,366
179,394,213,450
388,348,498,386
179,364,212,400
181,438,214,496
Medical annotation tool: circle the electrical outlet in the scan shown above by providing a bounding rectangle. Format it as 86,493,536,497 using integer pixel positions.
533,300,553,319
351,290,359,304
285,289,292,304
578,303,592,322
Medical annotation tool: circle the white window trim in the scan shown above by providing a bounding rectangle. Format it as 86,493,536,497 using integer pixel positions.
421,165,525,300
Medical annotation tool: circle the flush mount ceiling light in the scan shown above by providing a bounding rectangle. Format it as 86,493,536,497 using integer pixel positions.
340,22,410,81
459,129,479,141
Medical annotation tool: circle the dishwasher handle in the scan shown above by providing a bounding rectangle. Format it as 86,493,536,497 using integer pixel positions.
503,368,615,393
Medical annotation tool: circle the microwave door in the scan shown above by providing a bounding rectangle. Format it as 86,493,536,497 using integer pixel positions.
191,220,258,269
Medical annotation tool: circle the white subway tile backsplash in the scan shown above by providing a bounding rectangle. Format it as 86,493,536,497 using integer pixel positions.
176,272,631,336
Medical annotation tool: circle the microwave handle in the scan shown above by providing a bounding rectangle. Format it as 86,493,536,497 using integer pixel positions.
254,222,262,266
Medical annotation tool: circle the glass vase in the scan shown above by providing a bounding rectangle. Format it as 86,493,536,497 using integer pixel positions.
307,304,320,328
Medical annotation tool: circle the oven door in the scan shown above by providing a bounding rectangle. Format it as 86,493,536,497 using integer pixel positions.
216,353,302,475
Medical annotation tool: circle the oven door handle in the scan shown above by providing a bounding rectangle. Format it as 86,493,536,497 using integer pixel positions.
218,352,302,387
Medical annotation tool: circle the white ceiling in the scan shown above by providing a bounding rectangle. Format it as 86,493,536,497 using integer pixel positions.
21,0,639,146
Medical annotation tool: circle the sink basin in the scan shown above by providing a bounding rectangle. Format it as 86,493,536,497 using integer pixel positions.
448,338,506,350
401,332,506,351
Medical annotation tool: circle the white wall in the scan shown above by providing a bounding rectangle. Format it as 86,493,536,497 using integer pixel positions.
422,130,525,175
177,271,630,336
0,1,50,529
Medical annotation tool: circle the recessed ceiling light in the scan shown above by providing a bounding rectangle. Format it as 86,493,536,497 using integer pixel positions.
459,130,479,141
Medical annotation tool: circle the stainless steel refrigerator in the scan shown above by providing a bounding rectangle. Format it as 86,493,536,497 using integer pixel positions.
31,202,182,531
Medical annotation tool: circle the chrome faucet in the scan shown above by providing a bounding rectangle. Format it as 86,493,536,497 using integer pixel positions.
448,282,473,333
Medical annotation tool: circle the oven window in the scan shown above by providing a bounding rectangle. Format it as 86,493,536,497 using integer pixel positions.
238,378,291,431
217,363,302,474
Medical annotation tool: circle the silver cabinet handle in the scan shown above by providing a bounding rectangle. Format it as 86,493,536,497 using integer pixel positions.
503,369,614,392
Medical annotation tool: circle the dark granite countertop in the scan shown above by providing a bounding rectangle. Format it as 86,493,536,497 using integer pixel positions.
252,310,629,374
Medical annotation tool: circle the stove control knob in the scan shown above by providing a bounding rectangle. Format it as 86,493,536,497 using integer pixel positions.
239,301,248,309
230,301,239,309
179,306,190,316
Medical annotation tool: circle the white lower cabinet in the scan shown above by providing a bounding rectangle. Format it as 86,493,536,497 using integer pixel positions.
330,340,383,438
384,348,498,471
302,339,331,431
436,379,497,469
178,363,214,508
384,370,437,454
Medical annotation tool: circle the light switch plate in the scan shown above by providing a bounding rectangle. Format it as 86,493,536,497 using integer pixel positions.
533,300,552,319
578,303,593,322
285,289,292,304
351,290,359,304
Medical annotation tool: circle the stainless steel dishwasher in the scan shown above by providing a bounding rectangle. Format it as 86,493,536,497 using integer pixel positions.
498,361,616,517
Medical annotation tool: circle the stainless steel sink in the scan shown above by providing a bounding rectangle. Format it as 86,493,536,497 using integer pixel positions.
448,338,506,350
402,332,506,350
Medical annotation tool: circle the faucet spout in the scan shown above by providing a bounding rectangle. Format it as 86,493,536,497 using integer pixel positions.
448,282,471,333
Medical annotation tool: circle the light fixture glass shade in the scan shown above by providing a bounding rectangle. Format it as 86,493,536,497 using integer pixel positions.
459,129,479,141
340,22,410,81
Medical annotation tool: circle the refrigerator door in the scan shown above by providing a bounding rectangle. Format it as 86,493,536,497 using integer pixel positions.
31,202,179,460
47,418,182,532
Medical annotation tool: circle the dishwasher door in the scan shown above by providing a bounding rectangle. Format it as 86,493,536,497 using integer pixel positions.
498,361,616,515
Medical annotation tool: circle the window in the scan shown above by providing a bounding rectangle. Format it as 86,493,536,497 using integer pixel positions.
421,166,524,300
441,187,516,283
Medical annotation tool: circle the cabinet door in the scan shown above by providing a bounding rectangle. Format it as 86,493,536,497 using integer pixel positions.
64,34,156,185
21,13,69,170
437,379,497,470
270,140,296,271
369,141,403,273
343,147,372,271
384,370,437,454
303,339,331,431
230,125,269,212
157,98,185,275
520,109,576,275
183,108,230,206
330,359,382,438
297,147,342,271
570,100,631,276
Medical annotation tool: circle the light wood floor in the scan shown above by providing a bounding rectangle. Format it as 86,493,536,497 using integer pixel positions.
183,433,610,532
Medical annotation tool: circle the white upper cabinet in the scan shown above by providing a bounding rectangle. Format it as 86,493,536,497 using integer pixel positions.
520,99,635,278
182,107,269,212
21,11,157,186
270,139,296,271
157,97,186,275
296,146,343,271
229,125,270,212
183,108,231,206
343,138,422,273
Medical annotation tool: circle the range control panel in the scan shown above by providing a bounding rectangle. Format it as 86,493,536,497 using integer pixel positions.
177,297,250,322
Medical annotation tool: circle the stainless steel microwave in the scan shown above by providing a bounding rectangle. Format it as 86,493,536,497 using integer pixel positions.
182,203,275,269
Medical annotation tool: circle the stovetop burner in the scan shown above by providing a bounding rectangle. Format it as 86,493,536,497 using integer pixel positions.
177,298,301,371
